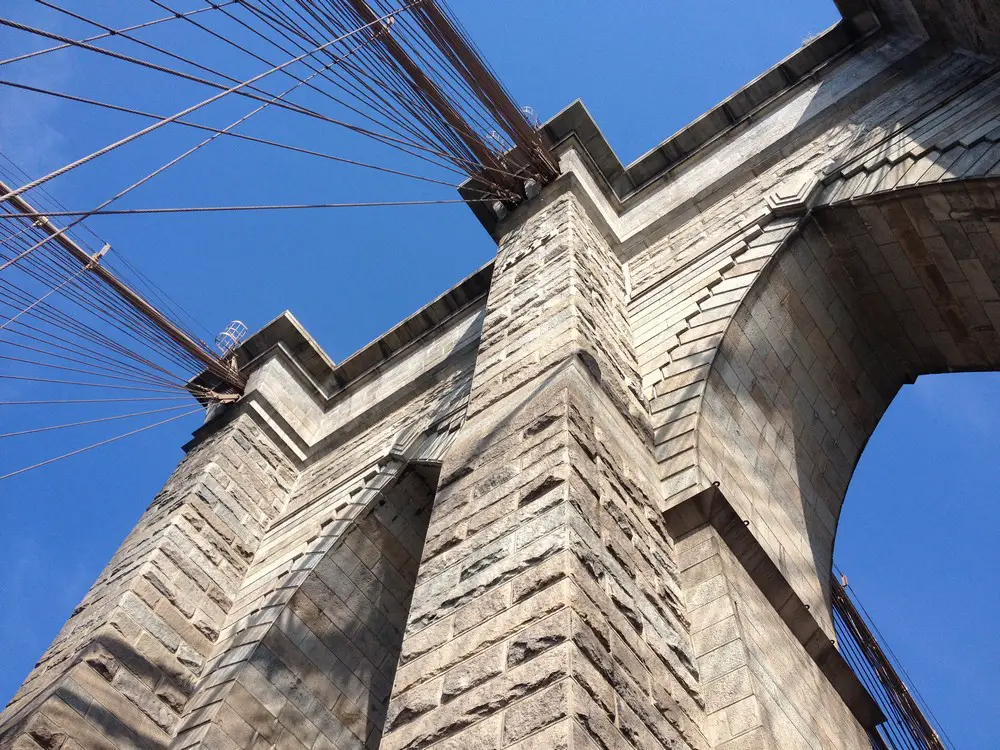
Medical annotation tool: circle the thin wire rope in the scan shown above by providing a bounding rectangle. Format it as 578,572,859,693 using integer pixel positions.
0,320,185,382
0,152,106,250
0,238,207,376
365,0,512,147
9,230,211,364
10,174,216,347
0,4,537,187
265,0,488,167
0,396,194,405
0,407,202,482
834,566,954,747
0,353,188,390
318,11,496,168
201,0,525,185
0,60,358,380
152,0,447,160
0,252,204,376
0,216,40,249
0,260,199,376
0,175,242,392
849,583,951,745
0,337,190,388
111,252,215,344
222,0,442,151
833,613,913,749
0,2,238,67
0,265,209,387
37,0,403,145
0,79,487,189
0,3,421,204
0,38,356,356
0,197,488,217
0,403,196,439
259,0,452,140
0,261,91,333
0,11,497,178
0,374,195,393
232,0,476,185
832,577,932,748
0,53,474,375
0,286,177,378
0,311,192,386
0,271,201,380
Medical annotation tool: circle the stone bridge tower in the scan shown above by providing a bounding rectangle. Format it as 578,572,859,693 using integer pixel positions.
3,0,998,747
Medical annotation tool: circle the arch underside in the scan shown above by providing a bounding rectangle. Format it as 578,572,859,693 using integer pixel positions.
697,178,1000,627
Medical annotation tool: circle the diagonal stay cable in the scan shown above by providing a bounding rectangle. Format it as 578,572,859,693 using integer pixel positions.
0,10,486,176
147,0,445,158
0,41,368,282
0,225,225,381
237,0,506,183
0,242,208,378
0,9,525,187
224,0,510,185
0,278,191,379
185,0,526,190
0,353,189,390
0,77,488,187
217,0,438,151
0,374,186,393
0,261,91,333
0,198,488,217
0,407,202,482
0,396,194,405
0,2,238,68
0,254,204,378
37,0,407,149
0,404,196,439
0,329,191,388
0,1,423,205
0,338,190,388
0,42,391,389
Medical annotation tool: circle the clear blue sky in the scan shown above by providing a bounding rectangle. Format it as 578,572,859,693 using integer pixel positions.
0,1,996,746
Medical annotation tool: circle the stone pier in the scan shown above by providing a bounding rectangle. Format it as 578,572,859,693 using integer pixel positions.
3,0,999,747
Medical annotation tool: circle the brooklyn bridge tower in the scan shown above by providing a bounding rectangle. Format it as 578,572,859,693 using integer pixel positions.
1,0,996,747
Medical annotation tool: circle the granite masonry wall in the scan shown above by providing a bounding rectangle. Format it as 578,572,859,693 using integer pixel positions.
0,414,296,749
381,185,707,750
4,1,1000,748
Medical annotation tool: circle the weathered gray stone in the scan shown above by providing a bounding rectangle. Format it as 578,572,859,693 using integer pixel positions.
5,5,997,748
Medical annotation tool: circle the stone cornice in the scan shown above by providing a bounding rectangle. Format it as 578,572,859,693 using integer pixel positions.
465,9,889,238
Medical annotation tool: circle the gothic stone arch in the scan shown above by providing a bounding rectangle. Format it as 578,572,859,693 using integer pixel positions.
698,178,1000,631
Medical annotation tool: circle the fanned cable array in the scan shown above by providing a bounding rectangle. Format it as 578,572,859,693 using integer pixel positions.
0,158,239,482
0,0,557,481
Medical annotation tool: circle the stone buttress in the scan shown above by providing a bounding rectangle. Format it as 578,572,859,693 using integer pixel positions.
380,181,708,750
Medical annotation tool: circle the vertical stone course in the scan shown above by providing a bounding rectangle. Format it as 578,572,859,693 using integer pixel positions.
383,183,706,750
675,524,870,749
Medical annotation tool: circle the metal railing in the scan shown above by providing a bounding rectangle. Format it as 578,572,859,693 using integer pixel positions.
831,575,950,750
